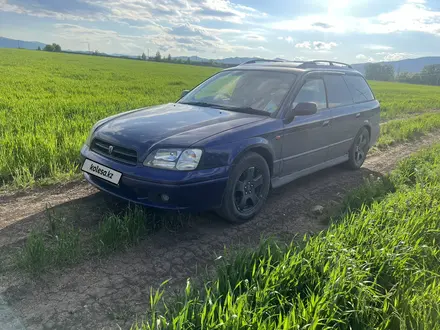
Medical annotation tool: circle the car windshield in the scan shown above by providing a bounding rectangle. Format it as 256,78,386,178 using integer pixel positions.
179,70,296,114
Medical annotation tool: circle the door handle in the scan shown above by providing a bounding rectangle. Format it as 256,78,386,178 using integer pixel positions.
356,113,361,118
322,120,330,127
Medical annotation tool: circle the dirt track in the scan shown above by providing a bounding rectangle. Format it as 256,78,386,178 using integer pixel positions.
1,133,439,330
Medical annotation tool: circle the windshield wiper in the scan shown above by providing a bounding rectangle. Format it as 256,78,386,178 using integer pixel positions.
223,106,271,116
180,101,230,109
181,102,270,116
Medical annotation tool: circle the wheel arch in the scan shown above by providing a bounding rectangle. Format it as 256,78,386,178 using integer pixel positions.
231,142,275,177
362,124,371,138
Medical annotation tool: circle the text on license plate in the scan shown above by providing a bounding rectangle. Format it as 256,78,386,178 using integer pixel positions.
82,159,122,185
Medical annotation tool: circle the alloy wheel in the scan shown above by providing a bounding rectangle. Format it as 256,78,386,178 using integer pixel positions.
234,166,264,214
354,131,369,166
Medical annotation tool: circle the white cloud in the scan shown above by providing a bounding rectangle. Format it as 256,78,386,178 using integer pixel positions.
270,0,440,36
2,0,436,60
365,45,393,50
356,54,375,62
51,22,272,57
1,0,268,26
382,52,413,61
313,41,337,51
0,0,273,56
271,16,347,33
278,36,294,43
53,24,144,54
242,34,267,42
295,41,312,49
370,52,413,61
0,0,105,21
295,41,338,51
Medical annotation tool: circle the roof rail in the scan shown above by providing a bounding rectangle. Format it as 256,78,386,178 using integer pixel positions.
298,60,352,69
240,59,286,65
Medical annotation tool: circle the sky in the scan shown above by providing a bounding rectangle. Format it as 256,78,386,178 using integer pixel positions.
1,0,440,63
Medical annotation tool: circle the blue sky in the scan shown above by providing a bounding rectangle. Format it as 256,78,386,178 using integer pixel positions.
1,0,440,62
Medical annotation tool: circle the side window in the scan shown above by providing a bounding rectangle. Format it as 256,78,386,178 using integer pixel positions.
324,75,354,108
344,75,375,103
292,79,327,111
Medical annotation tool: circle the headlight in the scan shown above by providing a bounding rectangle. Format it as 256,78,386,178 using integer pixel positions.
144,148,203,171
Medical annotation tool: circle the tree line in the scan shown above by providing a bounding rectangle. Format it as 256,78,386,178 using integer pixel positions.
365,63,440,86
40,43,62,52
35,44,232,68
138,51,234,68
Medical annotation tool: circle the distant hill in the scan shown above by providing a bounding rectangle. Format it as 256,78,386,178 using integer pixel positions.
2,36,440,72
0,37,46,50
352,57,440,74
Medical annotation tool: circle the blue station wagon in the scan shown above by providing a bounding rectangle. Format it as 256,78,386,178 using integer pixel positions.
80,60,380,223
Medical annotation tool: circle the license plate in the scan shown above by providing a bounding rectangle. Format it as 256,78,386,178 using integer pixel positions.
82,159,122,185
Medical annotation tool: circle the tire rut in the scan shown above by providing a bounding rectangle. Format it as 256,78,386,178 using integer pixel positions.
1,132,439,330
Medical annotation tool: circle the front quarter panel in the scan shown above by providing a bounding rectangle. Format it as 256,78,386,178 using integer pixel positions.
196,118,284,177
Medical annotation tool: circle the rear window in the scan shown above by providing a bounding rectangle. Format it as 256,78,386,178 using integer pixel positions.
323,75,354,108
344,75,375,103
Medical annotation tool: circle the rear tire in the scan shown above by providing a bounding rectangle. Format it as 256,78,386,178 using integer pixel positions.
346,127,370,169
218,152,270,223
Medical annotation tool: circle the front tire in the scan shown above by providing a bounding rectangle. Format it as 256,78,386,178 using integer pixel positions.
218,152,270,223
346,127,370,169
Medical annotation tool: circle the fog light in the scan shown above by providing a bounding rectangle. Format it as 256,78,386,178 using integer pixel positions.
161,194,170,202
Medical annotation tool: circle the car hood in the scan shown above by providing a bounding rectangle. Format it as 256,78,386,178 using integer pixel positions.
94,103,265,155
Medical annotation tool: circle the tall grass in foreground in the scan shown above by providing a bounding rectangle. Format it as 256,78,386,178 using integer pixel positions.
133,145,440,329
15,204,193,273
16,211,82,273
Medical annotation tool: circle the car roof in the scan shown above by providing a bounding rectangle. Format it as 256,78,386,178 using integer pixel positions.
222,60,363,75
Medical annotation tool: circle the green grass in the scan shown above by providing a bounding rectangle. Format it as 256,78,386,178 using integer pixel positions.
16,211,82,274
370,80,440,120
133,144,440,329
15,204,193,274
0,49,218,188
377,112,440,148
2,49,440,188
96,206,150,254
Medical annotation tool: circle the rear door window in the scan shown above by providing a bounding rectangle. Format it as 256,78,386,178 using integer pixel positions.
344,75,375,103
323,75,354,108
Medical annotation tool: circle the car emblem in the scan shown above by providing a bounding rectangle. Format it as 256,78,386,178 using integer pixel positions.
108,145,114,154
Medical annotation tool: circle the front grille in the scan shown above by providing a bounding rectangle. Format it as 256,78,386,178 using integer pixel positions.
91,138,137,165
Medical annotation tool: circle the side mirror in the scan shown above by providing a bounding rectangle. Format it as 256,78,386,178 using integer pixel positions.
181,90,190,98
293,102,318,116
285,102,317,122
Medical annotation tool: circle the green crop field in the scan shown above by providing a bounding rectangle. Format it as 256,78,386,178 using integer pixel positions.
1,48,440,188
0,49,218,187
370,80,440,120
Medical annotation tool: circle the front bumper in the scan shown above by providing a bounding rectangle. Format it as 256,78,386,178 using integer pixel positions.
80,145,229,211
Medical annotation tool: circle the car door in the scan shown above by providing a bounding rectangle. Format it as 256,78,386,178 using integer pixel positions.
343,74,379,139
322,74,357,159
281,76,332,176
